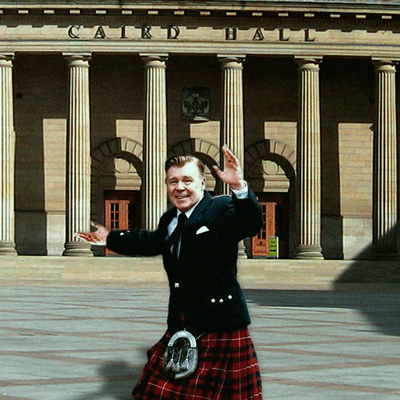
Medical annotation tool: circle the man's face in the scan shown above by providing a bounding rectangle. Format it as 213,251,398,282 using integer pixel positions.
165,161,206,212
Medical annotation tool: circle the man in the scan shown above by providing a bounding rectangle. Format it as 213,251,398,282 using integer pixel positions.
77,146,263,399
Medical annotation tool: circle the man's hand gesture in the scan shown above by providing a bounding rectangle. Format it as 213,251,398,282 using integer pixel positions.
76,222,110,246
213,146,246,191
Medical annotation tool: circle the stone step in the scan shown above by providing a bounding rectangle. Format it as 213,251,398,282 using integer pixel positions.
0,256,399,290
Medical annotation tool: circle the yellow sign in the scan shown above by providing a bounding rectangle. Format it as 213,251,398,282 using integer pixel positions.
268,236,279,259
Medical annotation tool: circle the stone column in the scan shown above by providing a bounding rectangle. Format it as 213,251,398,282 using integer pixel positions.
219,56,245,195
142,55,168,230
373,59,398,257
219,56,247,258
0,54,17,255
63,54,92,256
295,58,324,259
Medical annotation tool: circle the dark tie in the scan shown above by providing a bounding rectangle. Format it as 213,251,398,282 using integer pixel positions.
167,213,187,259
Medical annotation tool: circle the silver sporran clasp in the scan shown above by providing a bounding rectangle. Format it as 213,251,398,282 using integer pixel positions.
163,330,198,380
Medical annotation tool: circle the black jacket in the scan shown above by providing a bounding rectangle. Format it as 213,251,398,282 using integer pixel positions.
107,190,263,333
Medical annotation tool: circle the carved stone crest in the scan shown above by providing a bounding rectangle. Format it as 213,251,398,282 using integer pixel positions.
182,88,211,121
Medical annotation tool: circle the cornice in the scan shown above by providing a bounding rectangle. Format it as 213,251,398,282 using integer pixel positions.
2,39,400,60
1,2,400,20
1,8,400,30
1,1,400,60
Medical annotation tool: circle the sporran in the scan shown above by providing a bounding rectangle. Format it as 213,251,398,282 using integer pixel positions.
163,330,199,380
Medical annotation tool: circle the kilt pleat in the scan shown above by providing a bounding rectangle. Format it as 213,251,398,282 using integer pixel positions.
132,327,262,400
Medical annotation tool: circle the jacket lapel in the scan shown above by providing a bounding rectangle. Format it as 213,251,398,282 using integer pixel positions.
184,191,212,231
159,207,177,237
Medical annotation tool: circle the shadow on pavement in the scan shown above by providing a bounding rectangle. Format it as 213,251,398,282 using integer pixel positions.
73,360,143,400
244,289,400,337
332,224,400,284
334,259,400,284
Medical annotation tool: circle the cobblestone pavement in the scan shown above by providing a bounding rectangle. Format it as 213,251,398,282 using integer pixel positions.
1,286,400,399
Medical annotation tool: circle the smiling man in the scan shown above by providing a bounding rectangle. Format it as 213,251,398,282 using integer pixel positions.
165,156,206,213
77,146,263,399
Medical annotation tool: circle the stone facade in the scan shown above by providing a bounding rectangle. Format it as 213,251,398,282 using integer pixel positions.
0,1,399,259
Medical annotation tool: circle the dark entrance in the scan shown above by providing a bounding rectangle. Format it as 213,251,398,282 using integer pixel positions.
251,193,289,258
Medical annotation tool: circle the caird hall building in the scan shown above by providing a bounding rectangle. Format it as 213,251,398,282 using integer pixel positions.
0,0,399,261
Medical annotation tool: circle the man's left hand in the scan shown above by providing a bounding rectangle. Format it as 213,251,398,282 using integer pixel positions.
75,222,110,246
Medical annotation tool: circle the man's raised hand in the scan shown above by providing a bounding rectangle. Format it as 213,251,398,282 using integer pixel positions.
213,146,246,190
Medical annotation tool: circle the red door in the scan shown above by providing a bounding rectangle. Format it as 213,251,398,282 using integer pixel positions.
252,202,276,257
251,193,289,258
104,191,140,255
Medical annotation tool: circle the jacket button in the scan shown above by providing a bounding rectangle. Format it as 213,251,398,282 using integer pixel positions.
219,298,224,303
228,295,233,300
211,298,216,303
174,283,180,288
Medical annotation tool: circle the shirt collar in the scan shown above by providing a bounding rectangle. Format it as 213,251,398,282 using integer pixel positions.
176,191,205,219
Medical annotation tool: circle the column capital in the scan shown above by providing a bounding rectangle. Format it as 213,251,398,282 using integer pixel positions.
295,57,322,70
63,53,91,67
218,55,246,68
0,53,14,67
140,54,168,68
372,58,398,72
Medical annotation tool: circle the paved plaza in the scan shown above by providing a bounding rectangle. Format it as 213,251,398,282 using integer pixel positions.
1,284,400,399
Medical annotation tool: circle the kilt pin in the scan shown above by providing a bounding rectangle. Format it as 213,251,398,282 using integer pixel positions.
106,189,263,399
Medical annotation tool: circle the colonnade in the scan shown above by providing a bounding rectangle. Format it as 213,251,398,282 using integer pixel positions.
0,54,16,255
0,52,397,257
295,58,324,259
63,54,92,256
373,60,398,256
142,55,168,231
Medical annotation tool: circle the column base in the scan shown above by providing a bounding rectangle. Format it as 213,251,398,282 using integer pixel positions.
237,240,247,259
63,241,93,257
295,245,324,259
0,241,17,255
372,245,398,260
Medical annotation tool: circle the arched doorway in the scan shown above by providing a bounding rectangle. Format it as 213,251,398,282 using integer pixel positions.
91,138,143,255
246,140,296,258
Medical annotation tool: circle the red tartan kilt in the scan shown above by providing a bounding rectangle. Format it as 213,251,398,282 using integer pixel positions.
132,327,262,399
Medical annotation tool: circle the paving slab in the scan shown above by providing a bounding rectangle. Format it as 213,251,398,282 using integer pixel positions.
1,286,400,399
